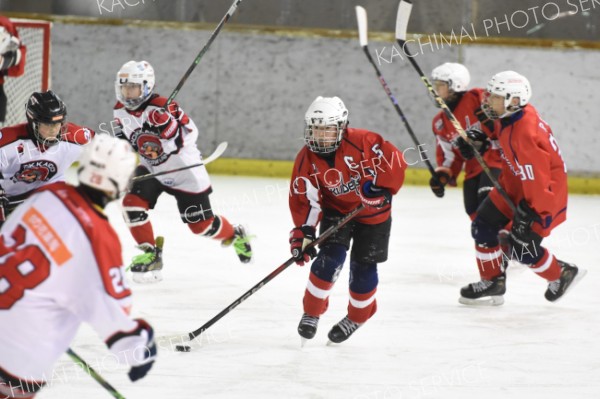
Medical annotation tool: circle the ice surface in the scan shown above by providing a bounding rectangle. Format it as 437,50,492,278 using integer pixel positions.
39,176,599,399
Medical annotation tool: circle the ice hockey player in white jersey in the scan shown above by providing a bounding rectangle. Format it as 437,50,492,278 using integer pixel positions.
0,90,94,226
0,134,156,399
113,60,252,283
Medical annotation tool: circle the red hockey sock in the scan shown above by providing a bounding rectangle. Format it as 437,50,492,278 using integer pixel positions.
475,244,505,280
347,288,377,324
303,272,334,317
529,250,561,281
188,215,235,241
130,224,155,247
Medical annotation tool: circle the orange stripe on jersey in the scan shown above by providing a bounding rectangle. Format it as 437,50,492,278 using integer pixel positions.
23,207,72,266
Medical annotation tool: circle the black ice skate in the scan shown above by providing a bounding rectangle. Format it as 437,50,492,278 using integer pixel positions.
545,261,586,302
298,313,319,346
327,316,362,344
459,274,506,306
130,236,164,283
222,225,252,264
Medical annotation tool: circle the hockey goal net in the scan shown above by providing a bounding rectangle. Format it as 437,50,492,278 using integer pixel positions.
0,18,51,129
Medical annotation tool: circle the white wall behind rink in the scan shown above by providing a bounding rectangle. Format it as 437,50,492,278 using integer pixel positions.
51,22,599,173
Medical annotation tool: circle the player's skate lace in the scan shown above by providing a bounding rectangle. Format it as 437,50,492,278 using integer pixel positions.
300,314,319,328
223,225,253,263
128,237,164,272
547,279,560,295
471,280,493,293
337,317,361,336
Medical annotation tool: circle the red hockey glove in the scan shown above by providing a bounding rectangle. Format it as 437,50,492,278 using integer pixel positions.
359,180,391,208
289,226,317,266
429,170,450,198
147,108,179,139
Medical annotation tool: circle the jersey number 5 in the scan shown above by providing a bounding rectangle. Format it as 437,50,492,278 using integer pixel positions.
0,225,51,309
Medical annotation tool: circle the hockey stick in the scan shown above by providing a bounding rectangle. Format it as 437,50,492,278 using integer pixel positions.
394,0,516,212
66,349,126,399
163,205,365,351
164,0,244,108
355,6,438,179
131,141,227,183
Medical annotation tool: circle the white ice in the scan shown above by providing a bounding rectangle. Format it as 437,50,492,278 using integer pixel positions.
39,175,599,399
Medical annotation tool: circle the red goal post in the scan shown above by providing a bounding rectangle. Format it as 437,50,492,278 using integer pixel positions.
0,18,51,128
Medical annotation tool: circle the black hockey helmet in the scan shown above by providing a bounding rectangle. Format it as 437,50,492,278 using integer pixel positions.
25,90,67,146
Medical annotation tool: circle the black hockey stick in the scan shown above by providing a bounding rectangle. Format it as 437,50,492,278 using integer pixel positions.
164,205,365,351
66,349,126,399
164,0,244,109
131,141,227,183
355,6,438,179
394,0,516,212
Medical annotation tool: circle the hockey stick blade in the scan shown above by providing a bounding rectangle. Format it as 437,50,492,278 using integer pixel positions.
131,141,228,183
355,6,368,47
395,0,413,41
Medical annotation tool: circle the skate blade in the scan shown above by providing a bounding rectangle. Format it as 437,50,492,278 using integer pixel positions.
458,295,504,306
132,270,163,284
300,337,309,348
552,268,587,303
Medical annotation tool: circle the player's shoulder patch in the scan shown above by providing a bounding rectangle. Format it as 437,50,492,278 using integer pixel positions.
62,123,95,145
432,112,445,133
0,123,29,146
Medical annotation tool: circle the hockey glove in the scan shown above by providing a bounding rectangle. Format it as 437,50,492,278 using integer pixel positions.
289,226,317,266
0,189,8,222
147,108,179,139
474,106,495,133
511,200,541,244
454,127,489,160
0,29,19,54
359,180,392,208
429,170,451,198
106,319,157,382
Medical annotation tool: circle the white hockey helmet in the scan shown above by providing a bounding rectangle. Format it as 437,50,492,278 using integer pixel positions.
304,96,349,154
483,70,532,119
77,134,137,200
115,60,155,110
431,62,470,92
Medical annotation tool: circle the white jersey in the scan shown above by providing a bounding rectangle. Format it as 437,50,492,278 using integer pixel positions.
0,123,93,200
0,182,140,382
113,95,211,193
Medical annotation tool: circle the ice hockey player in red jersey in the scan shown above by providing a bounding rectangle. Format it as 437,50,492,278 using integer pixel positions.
455,70,585,305
0,90,94,226
429,63,503,219
113,60,252,283
0,134,156,399
290,96,406,344
0,15,27,124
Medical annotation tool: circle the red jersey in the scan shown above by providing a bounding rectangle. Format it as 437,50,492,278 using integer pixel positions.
0,15,27,83
432,88,502,181
488,104,568,237
289,127,406,227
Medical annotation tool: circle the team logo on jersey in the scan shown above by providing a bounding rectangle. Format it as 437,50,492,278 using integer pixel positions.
129,128,170,166
11,160,58,183
328,174,361,197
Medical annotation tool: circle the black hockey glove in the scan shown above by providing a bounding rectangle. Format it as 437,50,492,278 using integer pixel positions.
290,226,317,266
511,200,541,244
0,188,8,222
429,170,451,198
454,127,489,160
474,106,495,133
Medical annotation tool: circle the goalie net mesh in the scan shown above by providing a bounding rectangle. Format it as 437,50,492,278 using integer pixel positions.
0,19,51,129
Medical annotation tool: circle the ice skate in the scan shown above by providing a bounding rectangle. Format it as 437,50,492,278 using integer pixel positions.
327,316,362,344
545,261,586,302
297,313,319,347
130,236,164,283
459,274,506,306
222,224,253,263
